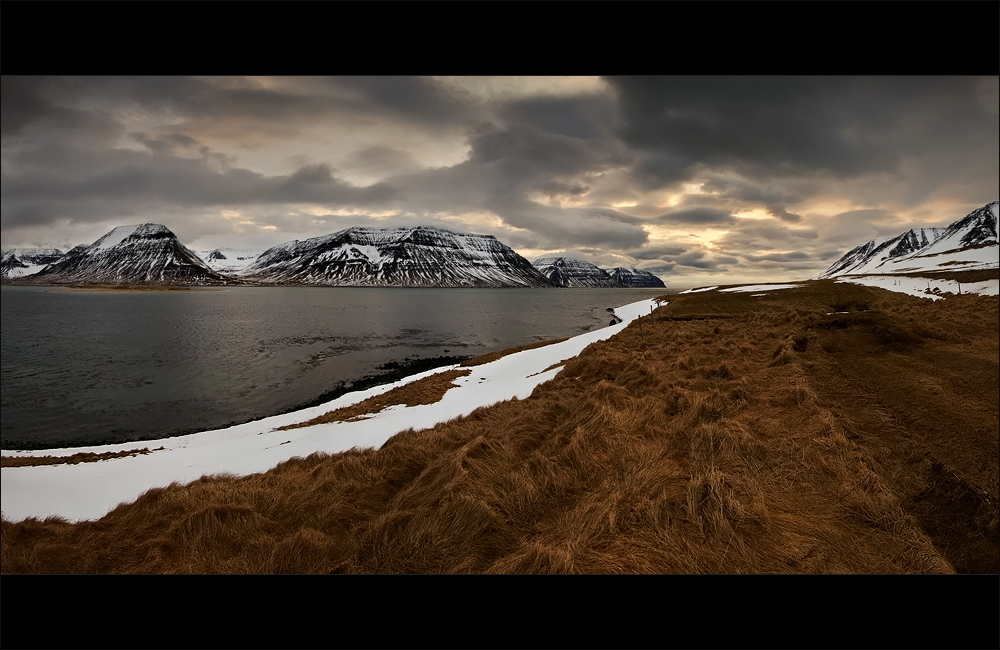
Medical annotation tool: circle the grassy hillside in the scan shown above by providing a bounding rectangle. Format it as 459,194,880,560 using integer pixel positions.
2,280,997,573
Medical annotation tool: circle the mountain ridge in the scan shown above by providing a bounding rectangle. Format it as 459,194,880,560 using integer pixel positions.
818,201,998,279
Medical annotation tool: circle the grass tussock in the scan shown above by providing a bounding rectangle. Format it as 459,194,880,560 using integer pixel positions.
2,280,996,573
278,369,472,430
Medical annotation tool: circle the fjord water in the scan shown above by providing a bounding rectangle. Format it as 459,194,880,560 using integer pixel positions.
1,285,670,449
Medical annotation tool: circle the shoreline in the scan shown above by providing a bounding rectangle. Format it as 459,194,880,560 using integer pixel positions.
1,298,661,522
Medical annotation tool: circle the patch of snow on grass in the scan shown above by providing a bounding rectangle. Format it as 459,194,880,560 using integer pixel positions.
719,284,801,293
836,275,999,300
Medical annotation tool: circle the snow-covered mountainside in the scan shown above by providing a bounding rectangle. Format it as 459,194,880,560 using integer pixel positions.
19,224,227,285
818,201,998,278
532,257,620,287
604,266,666,288
198,248,264,274
241,226,553,287
1,248,65,280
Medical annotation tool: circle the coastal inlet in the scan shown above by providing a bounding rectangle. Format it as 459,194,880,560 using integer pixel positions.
1,285,670,449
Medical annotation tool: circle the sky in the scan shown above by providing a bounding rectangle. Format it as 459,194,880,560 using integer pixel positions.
2,75,998,286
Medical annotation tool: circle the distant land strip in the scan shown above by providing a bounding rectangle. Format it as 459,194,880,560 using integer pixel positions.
1,447,165,468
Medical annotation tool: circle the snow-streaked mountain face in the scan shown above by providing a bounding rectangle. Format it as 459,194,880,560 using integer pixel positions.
818,201,999,278
241,226,554,287
20,224,227,285
198,248,264,274
532,257,620,287
1,248,65,280
604,266,666,288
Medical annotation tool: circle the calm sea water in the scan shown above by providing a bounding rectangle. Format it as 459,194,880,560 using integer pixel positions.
1,285,675,449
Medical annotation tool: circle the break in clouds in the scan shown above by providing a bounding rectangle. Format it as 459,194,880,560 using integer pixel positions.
2,75,998,283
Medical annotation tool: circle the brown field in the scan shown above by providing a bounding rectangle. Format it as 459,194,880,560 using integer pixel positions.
2,279,996,573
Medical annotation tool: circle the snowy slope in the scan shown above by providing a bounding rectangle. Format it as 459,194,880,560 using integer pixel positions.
818,201,998,278
1,248,65,279
21,224,227,285
1,298,661,522
198,248,264,274
533,257,619,287
604,266,666,288
242,226,553,287
835,274,998,300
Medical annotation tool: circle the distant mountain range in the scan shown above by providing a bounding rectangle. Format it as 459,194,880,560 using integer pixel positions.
532,256,665,288
13,224,226,285
4,225,562,288
818,201,998,278
533,257,620,287
9,203,992,289
604,266,666,288
1,248,65,280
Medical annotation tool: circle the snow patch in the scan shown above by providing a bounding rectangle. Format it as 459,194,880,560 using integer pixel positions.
719,284,801,293
835,275,999,300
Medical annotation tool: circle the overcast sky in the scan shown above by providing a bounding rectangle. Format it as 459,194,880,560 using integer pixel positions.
2,76,997,285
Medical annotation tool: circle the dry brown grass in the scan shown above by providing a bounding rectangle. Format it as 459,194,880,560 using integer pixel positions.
1,447,164,467
2,280,996,574
278,368,472,430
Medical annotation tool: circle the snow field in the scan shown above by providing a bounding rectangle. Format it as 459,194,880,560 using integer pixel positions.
836,275,999,300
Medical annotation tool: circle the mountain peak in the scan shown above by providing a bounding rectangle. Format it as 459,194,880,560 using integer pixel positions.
19,223,224,285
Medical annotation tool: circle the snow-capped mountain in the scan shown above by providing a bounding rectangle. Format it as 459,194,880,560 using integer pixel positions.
198,248,264,274
20,224,227,285
603,266,666,288
818,201,998,278
1,248,65,280
241,226,553,287
817,228,946,278
532,257,620,287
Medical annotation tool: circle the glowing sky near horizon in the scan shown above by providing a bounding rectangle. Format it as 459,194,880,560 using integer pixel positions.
2,76,997,285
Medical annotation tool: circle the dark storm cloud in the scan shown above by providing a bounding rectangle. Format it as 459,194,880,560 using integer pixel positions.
606,76,999,189
628,244,689,259
498,94,616,141
656,207,735,225
1,143,396,228
1,76,61,137
766,207,802,223
670,249,737,270
10,76,477,140
341,145,420,177
536,180,591,201
577,208,644,226
332,76,476,128
384,106,643,250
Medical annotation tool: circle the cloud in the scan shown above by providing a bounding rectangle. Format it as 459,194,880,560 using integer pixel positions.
607,76,999,187
656,206,735,225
